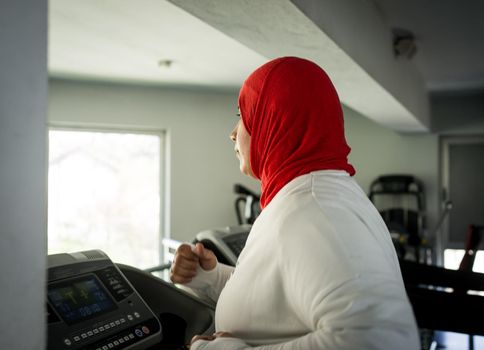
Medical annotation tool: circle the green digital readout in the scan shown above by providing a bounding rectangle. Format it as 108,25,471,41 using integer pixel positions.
48,275,117,325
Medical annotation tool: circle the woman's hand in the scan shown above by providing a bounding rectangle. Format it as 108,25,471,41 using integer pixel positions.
170,243,217,284
188,332,235,348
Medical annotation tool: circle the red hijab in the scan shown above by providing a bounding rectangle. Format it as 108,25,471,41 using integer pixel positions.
238,57,355,209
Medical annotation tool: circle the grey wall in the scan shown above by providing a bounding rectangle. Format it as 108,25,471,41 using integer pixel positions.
48,80,257,243
0,1,48,349
49,79,441,244
431,90,484,134
344,106,440,239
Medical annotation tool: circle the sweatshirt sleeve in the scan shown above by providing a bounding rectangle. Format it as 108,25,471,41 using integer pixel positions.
183,262,234,304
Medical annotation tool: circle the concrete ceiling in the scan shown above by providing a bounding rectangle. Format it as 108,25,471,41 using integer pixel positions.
372,0,484,92
48,0,484,133
49,0,267,89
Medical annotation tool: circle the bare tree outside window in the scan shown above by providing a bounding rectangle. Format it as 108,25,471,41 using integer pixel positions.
48,129,162,269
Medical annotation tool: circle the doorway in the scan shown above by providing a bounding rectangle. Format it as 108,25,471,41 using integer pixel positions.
440,136,484,270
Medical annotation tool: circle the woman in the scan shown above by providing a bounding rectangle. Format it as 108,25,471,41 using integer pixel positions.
171,57,420,349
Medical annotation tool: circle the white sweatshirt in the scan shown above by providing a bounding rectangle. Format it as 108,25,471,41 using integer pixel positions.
187,171,420,350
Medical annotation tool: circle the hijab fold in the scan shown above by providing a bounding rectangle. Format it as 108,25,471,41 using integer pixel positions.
238,57,355,208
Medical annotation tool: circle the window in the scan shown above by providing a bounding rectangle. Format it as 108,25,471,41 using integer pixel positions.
444,249,484,273
48,128,164,269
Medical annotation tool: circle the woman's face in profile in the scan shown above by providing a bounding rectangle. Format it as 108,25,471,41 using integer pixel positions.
230,118,254,178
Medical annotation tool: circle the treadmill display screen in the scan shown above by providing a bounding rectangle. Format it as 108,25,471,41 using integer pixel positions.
48,275,117,325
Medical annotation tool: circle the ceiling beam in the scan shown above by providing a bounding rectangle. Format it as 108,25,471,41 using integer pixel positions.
170,0,430,132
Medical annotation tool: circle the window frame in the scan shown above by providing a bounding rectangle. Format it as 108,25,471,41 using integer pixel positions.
47,124,169,266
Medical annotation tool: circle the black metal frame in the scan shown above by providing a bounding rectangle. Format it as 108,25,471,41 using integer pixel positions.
400,259,484,350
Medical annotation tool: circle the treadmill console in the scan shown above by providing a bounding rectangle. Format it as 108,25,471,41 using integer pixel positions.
47,250,162,350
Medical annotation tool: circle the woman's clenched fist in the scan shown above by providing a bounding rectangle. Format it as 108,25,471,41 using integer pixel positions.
170,243,217,284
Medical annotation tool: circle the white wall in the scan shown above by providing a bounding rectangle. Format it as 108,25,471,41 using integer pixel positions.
0,1,48,349
48,79,258,242
49,79,441,244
